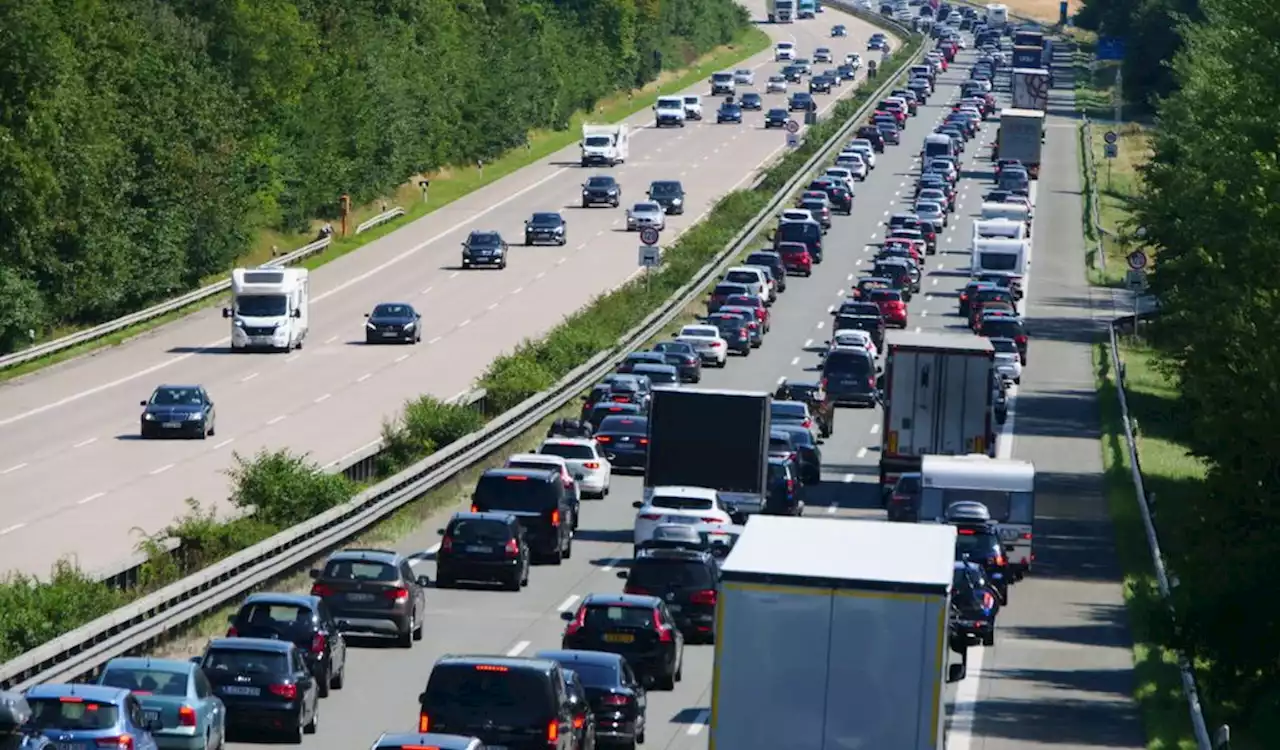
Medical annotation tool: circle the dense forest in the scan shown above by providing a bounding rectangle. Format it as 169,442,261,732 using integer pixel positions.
1074,0,1200,110
1080,0,1280,734
0,0,749,351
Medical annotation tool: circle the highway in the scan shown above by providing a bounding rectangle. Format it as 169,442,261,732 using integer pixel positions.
151,44,1147,750
0,3,898,578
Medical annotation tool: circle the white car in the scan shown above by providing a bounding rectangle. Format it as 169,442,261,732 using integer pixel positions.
733,68,755,86
723,266,772,303
676,325,728,367
775,42,795,61
632,486,732,550
813,47,833,63
780,208,816,224
538,438,612,498
829,328,878,358
846,139,876,168
506,453,582,505
990,338,1023,384
626,201,666,231
683,95,703,120
845,53,863,68
766,75,788,93
826,164,865,187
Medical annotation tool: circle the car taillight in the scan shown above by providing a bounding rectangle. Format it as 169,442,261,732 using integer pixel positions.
786,478,795,492
699,516,724,524
550,509,561,526
95,737,133,750
868,376,876,388
638,438,649,445
418,713,431,733
470,504,478,513
625,585,650,595
310,632,327,654
441,535,454,552
583,461,600,470
612,395,630,403
820,378,827,390
992,554,1007,567
573,715,585,730
505,538,520,556
602,694,631,706
310,583,334,598
639,513,662,520
802,418,812,428
547,719,559,743
268,683,297,700
594,434,612,443
1021,532,1033,540
178,706,197,727
225,626,238,637
691,590,718,606
739,332,748,340
384,587,409,602
1015,335,1028,345
565,607,587,636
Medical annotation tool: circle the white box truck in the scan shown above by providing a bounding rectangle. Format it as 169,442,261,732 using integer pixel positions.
223,267,309,351
710,515,961,750
580,124,629,166
995,108,1045,178
1011,68,1050,111
643,387,771,513
878,331,996,494
767,0,796,22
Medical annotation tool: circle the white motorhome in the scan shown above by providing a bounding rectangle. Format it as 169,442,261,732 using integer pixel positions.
653,96,686,127
580,124,629,167
971,238,1028,277
919,454,1036,576
224,267,309,351
971,219,1028,246
986,3,1008,26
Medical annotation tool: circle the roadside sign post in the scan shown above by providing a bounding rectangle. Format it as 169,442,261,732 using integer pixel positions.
1126,228,1148,339
785,119,801,149
639,227,661,293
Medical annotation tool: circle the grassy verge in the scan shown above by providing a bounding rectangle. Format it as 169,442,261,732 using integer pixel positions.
1094,341,1200,750
0,27,771,385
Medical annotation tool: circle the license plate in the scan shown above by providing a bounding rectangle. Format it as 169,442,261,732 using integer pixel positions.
162,422,181,429
345,592,375,602
221,686,260,696
666,516,699,524
56,743,84,750
603,633,634,644
382,331,398,337
465,545,493,553
619,437,631,442
143,710,161,724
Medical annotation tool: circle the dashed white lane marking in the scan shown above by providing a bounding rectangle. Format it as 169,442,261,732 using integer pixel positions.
558,595,581,613
856,447,868,459
214,438,234,449
239,372,259,383
506,641,530,657
458,319,471,328
1,463,27,475
150,464,174,476
790,356,800,366
74,437,97,449
267,415,286,426
0,524,26,535
314,394,332,404
78,492,105,505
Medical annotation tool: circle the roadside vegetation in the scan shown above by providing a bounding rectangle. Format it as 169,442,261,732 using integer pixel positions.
1079,0,1278,743
0,36,923,665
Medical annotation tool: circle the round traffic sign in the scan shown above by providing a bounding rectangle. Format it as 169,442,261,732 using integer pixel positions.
785,119,801,134
1126,250,1148,270
639,227,660,246
1104,130,1118,145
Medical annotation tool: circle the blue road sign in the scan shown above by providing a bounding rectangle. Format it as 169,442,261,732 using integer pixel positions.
1059,1,1069,24
1097,37,1126,61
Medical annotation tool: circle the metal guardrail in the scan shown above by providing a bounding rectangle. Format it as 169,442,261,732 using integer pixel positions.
0,205,408,372
1106,318,1217,750
0,14,924,691
1082,117,1116,272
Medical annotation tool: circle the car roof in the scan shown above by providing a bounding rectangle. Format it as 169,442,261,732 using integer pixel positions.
650,485,718,499
435,655,558,674
509,453,568,466
208,637,295,652
542,437,595,448
635,548,711,563
154,384,202,391
375,733,480,750
243,592,319,608
483,467,560,481
26,684,129,702
103,657,192,674
328,547,401,564
534,649,625,671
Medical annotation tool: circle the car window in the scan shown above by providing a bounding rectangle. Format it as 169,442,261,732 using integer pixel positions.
583,605,654,629
322,560,398,581
982,320,1024,338
650,495,713,511
824,351,873,376
473,475,557,511
150,388,202,406
203,649,288,674
568,662,619,688
449,518,513,543
630,559,715,588
423,665,548,724
239,603,312,629
771,402,807,419
539,443,595,460
27,699,121,730
102,668,189,697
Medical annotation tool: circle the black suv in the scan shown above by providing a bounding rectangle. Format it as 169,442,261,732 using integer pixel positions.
561,594,685,690
309,547,430,648
535,650,647,748
471,469,575,563
226,593,347,696
524,212,567,246
952,523,1012,604
417,656,579,750
646,180,685,215
619,549,720,643
435,512,530,590
581,175,621,207
821,347,879,407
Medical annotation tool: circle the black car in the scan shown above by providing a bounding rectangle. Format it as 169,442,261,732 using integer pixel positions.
763,109,789,132
140,384,216,439
787,92,814,112
364,302,422,344
978,316,1028,364
560,669,596,750
951,561,1000,650
227,593,347,696
603,373,652,408
524,212,567,246
619,549,720,642
876,121,900,145
534,650,647,748
807,179,852,214
952,523,1012,604
772,423,821,484
739,92,763,111
716,102,743,123
774,220,824,262
706,314,752,354
594,414,649,471
773,379,834,437
765,457,803,515
417,656,579,750
470,468,575,563
809,76,832,94
837,63,857,80
435,512,530,590
586,401,643,431
767,430,803,481
461,230,508,269
833,299,883,320
616,351,667,374
781,65,804,83
856,125,885,151
744,251,788,293
196,637,319,741
646,180,685,215
561,594,685,690
650,340,701,382
822,348,878,407
887,472,921,521
581,175,621,207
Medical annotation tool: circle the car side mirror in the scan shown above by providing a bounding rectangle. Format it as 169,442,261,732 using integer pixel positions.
293,309,302,318
417,575,431,586
139,400,147,407
418,692,428,704
363,313,369,318
189,656,203,665
437,528,446,535
560,611,575,622
631,501,643,509
948,663,966,682
221,308,230,318
616,571,629,580
308,568,320,579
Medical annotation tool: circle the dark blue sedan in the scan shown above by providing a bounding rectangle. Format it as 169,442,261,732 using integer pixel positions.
365,302,422,344
140,385,215,439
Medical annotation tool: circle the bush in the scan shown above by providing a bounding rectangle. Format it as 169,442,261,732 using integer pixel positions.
0,561,128,662
379,396,488,475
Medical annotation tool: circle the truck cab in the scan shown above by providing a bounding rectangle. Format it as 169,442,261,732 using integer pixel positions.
223,267,309,351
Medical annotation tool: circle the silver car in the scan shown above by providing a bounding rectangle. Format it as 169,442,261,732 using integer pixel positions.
733,68,755,85
914,201,947,230
626,201,666,231
767,75,788,92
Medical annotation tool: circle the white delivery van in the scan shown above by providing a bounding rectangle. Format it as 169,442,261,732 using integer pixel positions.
580,124,629,166
224,267,309,351
971,219,1028,246
654,96,686,127
981,201,1031,231
971,238,1028,277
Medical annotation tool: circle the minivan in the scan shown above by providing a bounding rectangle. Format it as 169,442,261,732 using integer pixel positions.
471,468,575,563
418,656,578,749
774,221,824,262
822,348,879,407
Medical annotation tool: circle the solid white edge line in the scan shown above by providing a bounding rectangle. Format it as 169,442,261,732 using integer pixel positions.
506,641,530,657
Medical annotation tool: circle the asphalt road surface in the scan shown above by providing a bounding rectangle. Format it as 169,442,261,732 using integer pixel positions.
183,45,1145,750
0,5,899,577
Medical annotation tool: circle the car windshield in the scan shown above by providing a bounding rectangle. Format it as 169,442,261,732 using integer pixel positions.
204,648,288,674
982,319,1024,338
651,494,714,511
991,339,1018,353
234,294,288,317
743,93,761,102
650,182,680,196
530,213,561,226
372,304,411,317
423,665,547,724
468,232,501,247
322,559,397,581
653,341,694,354
27,699,121,730
150,388,202,406
726,271,758,284
824,351,873,375
101,667,188,696
630,559,715,588
586,177,615,188
632,204,655,213
540,443,595,460
583,605,653,630
598,416,647,434
584,136,611,147
954,529,1000,558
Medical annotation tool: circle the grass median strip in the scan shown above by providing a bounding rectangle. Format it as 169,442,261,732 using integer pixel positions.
0,36,922,666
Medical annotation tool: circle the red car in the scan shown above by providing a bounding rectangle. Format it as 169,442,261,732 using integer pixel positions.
869,289,908,328
877,101,907,125
725,294,771,331
882,238,924,264
778,242,812,276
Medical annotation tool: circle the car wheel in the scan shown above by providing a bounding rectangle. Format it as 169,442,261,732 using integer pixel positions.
198,423,209,440
982,631,995,647
413,616,424,641
503,569,522,591
397,619,414,648
303,700,318,735
562,535,573,559
317,669,330,698
581,200,589,208
207,420,215,437
499,258,507,269
331,664,345,690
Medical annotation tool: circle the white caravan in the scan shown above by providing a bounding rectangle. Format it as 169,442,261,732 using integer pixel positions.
971,238,1029,277
224,267,309,351
919,454,1036,576
986,3,1009,27
971,218,1028,246
580,124,629,167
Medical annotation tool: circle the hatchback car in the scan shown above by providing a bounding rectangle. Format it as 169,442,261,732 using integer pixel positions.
24,685,164,750
308,547,429,647
561,595,685,690
436,511,530,590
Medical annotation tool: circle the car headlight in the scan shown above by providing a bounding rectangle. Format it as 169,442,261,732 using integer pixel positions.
233,319,245,328
403,321,415,330
582,190,589,195
186,412,204,421
555,226,564,233
366,322,376,330
144,413,157,421
672,198,682,205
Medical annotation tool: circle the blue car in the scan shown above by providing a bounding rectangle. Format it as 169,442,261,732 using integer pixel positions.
96,658,226,750
24,684,162,750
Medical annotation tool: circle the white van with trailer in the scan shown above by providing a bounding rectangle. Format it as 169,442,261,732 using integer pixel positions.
711,515,962,750
920,454,1036,577
971,238,1028,277
580,124,629,166
223,267,309,351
